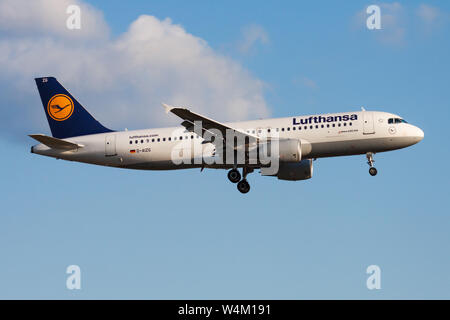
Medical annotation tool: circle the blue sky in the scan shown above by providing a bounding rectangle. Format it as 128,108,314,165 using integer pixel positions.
0,0,449,299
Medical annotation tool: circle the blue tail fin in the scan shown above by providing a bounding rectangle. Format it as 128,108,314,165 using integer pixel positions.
35,77,113,139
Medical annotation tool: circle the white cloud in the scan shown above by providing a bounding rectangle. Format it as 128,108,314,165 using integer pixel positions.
238,24,269,54
376,2,406,45
0,0,108,39
416,3,448,34
417,4,440,24
0,0,270,140
353,2,406,45
293,76,318,90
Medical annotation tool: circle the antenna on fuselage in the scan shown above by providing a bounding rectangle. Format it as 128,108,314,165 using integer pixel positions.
361,106,366,111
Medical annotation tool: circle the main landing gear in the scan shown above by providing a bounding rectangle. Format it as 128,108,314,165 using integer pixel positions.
237,179,250,194
227,169,241,183
366,152,378,176
228,167,253,194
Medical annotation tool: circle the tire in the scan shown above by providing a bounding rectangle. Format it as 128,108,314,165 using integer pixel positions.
369,167,378,176
237,179,250,194
228,169,241,183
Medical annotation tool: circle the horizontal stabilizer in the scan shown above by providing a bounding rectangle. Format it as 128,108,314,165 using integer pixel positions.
29,134,83,150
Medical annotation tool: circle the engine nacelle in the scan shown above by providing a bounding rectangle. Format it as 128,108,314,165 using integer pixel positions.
278,139,302,162
255,138,302,164
276,159,313,181
259,138,313,180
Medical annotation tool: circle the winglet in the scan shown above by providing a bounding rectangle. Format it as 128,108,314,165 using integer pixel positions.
162,103,174,114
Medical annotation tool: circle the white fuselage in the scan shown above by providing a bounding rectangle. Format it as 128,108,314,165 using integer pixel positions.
31,111,424,170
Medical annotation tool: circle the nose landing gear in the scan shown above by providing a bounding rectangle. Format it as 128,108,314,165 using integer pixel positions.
366,152,378,176
369,167,378,176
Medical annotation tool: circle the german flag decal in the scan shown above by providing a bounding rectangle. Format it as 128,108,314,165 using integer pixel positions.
130,150,136,154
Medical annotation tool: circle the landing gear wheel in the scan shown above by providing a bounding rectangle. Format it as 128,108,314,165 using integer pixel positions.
369,167,378,176
237,179,250,194
227,169,241,183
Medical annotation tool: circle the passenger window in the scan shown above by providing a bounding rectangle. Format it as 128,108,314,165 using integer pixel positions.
321,125,324,128
157,138,160,142
388,118,393,124
332,124,335,127
343,123,347,126
163,138,166,141
315,125,318,129
152,138,155,142
310,125,313,129
327,124,330,128
129,141,132,144
168,137,171,141
304,126,307,130
293,127,296,131
267,128,271,133
349,122,352,126
135,140,138,144
179,136,183,140
281,128,285,132
338,123,341,127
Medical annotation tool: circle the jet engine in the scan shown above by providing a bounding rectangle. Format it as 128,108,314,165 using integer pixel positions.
255,138,302,163
276,159,313,181
278,138,302,162
259,138,313,181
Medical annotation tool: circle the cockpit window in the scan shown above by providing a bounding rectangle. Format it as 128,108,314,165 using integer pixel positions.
388,118,407,124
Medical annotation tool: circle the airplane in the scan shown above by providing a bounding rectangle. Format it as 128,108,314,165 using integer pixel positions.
30,77,424,194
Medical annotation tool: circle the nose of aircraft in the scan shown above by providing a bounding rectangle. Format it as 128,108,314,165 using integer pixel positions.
413,126,424,143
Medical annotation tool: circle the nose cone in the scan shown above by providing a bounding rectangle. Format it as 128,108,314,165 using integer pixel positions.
413,126,424,143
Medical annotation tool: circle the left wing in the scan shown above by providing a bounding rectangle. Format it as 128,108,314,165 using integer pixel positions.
162,103,258,149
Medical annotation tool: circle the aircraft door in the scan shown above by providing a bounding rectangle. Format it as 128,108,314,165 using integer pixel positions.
105,134,117,156
363,112,375,134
